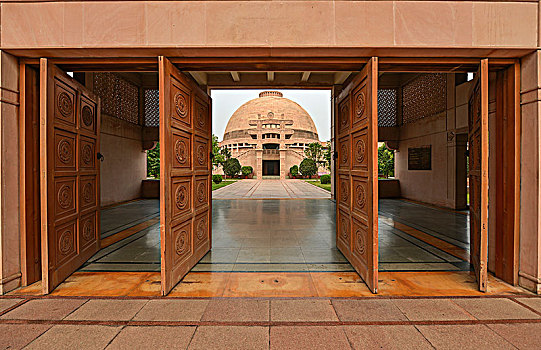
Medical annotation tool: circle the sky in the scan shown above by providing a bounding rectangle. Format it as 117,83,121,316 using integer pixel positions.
211,89,332,142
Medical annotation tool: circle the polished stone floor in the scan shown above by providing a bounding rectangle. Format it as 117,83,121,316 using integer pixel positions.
100,199,159,239
81,196,470,273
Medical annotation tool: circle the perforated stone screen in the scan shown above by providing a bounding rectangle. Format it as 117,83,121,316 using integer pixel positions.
93,73,140,124
402,73,447,124
144,89,160,127
377,88,398,127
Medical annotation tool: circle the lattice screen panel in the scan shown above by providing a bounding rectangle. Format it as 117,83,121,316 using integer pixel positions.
144,89,160,127
402,73,447,124
93,73,140,124
377,88,398,127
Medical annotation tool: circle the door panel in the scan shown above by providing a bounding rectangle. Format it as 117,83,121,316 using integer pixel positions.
159,57,212,295
468,59,489,292
336,57,379,293
40,59,101,294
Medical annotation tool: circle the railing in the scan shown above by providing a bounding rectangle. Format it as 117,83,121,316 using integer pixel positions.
263,149,279,155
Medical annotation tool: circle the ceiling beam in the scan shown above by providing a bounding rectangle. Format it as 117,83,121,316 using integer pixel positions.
267,71,275,81
334,71,352,84
189,71,208,85
301,72,311,82
230,71,240,82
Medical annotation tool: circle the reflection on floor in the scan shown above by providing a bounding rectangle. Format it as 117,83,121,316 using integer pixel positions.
100,199,159,239
378,199,470,271
82,197,470,273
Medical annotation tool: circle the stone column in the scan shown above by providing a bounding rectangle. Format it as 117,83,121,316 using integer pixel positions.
256,149,263,180
0,51,20,294
279,150,286,180
519,51,541,294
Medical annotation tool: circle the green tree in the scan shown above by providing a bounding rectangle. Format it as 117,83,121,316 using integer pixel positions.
241,166,253,176
378,144,395,178
323,145,332,171
212,134,231,169
147,142,160,179
299,158,317,178
212,134,221,168
304,142,323,165
219,145,231,162
290,165,299,177
223,158,241,178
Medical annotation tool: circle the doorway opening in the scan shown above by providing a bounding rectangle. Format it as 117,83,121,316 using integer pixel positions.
263,160,280,176
376,72,471,273
17,57,520,296
201,88,343,279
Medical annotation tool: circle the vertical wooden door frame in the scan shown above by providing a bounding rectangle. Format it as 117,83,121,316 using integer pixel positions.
468,59,489,292
493,61,521,285
19,63,42,286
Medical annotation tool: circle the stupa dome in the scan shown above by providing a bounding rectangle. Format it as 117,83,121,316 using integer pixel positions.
223,91,319,141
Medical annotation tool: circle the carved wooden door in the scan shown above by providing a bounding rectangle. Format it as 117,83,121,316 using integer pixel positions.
159,57,212,295
468,59,489,292
336,58,379,293
40,59,101,294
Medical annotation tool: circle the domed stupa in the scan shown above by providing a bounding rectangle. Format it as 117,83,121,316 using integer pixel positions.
219,91,326,179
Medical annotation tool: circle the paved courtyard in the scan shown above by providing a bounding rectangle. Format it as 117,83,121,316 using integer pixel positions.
212,179,331,199
81,180,470,273
0,296,540,349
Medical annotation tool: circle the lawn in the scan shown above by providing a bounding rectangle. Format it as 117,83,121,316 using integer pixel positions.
303,179,331,192
212,179,238,191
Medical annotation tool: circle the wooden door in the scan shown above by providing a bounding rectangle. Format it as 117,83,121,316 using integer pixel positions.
40,59,101,294
336,58,379,293
159,57,212,295
468,59,489,292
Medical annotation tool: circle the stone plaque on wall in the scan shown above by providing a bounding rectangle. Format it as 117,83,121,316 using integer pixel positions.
408,146,431,170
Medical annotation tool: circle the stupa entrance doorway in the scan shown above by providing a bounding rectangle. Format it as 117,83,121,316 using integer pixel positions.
18,57,520,296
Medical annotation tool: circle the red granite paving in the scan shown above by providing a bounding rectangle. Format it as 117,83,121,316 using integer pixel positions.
0,295,540,348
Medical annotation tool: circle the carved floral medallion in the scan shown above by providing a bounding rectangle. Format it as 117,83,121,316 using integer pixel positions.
356,184,366,209
355,139,366,163
355,92,365,118
197,145,206,166
57,92,73,119
340,217,349,241
355,229,366,256
82,105,94,127
58,140,73,164
175,185,188,210
174,93,188,118
82,218,94,241
175,230,188,256
340,181,348,203
59,229,73,255
175,140,188,165
196,218,206,241
82,183,93,204
58,185,73,209
197,182,206,203
82,144,93,165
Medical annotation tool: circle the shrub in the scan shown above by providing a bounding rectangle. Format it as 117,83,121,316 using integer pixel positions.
290,165,299,177
299,158,317,178
212,175,223,184
320,174,331,184
241,166,253,176
223,158,241,178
